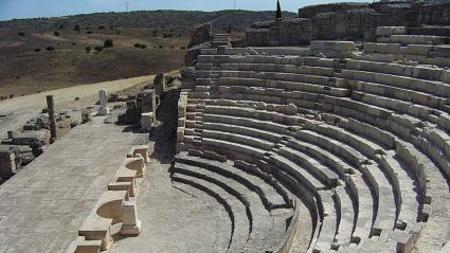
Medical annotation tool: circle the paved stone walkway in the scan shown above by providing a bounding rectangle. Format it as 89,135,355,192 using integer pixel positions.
111,162,227,253
0,118,140,253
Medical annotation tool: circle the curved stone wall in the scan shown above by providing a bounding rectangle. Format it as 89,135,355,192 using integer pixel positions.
176,28,450,252
245,1,450,46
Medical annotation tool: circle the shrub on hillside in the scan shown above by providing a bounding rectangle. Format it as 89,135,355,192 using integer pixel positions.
104,39,113,48
94,46,103,52
34,48,41,52
74,25,80,32
85,46,91,53
17,32,25,36
134,43,147,49
46,46,55,52
53,31,60,36
86,31,93,34
98,26,105,30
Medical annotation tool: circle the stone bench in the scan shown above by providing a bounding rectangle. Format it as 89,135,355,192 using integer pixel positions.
127,145,150,164
321,113,396,150
351,91,438,124
376,26,407,37
313,190,338,252
345,58,448,83
202,137,266,160
277,146,339,188
76,191,141,252
310,41,356,58
216,69,333,86
70,236,102,253
379,155,420,230
202,129,274,151
379,35,448,45
350,80,446,112
214,74,350,95
107,156,145,197
216,54,337,69
204,122,283,143
306,122,385,160
218,62,336,77
223,47,310,57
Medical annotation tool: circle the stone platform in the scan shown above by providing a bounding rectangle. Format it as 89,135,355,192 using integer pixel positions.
0,118,143,253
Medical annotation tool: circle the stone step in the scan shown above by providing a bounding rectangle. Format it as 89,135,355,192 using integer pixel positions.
202,129,275,151
172,162,292,252
277,146,340,188
345,58,449,83
378,34,450,45
341,69,450,99
202,137,266,160
171,173,249,251
218,62,336,77
175,152,290,208
313,190,339,252
214,75,350,96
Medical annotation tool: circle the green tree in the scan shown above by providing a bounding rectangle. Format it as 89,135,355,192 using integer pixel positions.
276,0,282,19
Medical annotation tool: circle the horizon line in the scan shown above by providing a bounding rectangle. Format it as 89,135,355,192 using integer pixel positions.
0,8,299,22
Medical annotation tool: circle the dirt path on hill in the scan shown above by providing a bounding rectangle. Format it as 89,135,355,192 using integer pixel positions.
0,72,179,139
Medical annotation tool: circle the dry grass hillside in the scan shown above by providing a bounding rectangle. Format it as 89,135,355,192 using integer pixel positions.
0,10,295,98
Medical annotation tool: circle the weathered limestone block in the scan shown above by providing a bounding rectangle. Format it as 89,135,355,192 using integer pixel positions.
284,103,298,115
140,112,155,132
154,73,166,97
189,23,212,47
364,42,401,54
140,89,157,114
78,191,127,251
0,151,16,178
71,236,102,253
311,40,356,57
98,89,109,116
389,35,444,45
375,26,406,37
120,201,142,236
127,145,150,163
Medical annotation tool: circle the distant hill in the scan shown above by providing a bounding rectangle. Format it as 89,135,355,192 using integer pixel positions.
0,10,297,32
0,10,296,98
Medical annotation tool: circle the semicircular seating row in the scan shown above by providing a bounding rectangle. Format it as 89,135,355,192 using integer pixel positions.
174,34,450,253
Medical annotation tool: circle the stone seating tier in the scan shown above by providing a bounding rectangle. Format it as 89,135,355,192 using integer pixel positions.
178,39,450,252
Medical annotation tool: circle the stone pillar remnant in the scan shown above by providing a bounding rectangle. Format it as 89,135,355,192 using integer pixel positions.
154,73,166,97
98,89,110,116
120,201,142,236
46,95,57,143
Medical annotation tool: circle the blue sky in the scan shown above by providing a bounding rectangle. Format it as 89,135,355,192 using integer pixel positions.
0,0,362,21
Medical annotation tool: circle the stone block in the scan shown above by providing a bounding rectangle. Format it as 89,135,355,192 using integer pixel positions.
98,89,109,116
375,26,406,37
120,201,142,236
140,112,155,132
